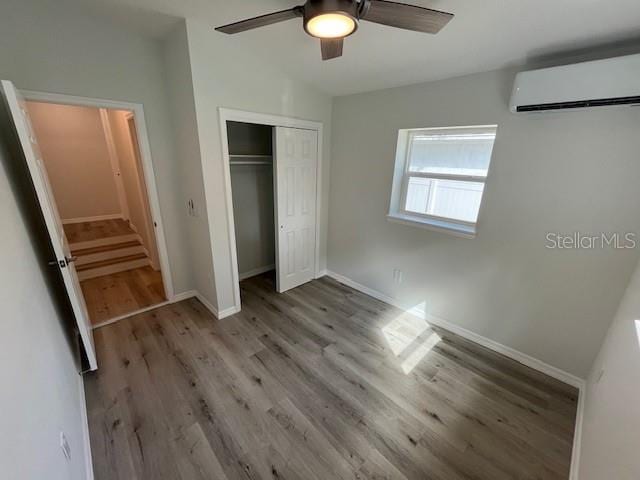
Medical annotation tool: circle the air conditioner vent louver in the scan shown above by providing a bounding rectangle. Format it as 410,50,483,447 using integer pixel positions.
516,95,640,112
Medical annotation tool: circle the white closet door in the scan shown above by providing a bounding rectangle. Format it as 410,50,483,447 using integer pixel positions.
274,126,318,292
0,80,97,370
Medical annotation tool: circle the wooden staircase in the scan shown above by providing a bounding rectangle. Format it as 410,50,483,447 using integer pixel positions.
72,236,151,281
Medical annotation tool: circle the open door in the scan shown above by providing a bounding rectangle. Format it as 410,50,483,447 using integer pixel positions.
0,80,97,370
274,126,318,292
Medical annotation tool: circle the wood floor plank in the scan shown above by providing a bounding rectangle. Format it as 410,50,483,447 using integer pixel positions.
82,266,166,325
85,272,578,480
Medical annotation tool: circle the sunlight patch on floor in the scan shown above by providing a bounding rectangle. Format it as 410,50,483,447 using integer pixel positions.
381,301,442,374
401,331,442,374
382,313,430,355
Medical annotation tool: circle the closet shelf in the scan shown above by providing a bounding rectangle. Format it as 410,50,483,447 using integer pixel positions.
229,154,272,158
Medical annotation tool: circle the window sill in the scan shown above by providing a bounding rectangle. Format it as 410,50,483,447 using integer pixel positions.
386,212,476,238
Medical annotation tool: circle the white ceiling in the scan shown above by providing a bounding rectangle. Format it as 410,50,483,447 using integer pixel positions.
80,0,640,96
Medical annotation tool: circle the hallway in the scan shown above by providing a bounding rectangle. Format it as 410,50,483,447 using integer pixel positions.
64,219,166,325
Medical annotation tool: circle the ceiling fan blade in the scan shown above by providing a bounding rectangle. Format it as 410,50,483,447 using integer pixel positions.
215,7,303,34
363,0,453,34
321,38,344,60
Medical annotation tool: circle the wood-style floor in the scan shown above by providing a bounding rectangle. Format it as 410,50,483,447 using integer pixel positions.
81,266,166,325
64,218,134,243
84,273,578,480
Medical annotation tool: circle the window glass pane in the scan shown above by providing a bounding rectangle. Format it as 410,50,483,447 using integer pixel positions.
408,126,496,177
405,177,485,223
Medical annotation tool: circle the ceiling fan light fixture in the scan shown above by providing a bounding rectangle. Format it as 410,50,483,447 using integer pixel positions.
214,0,454,61
305,12,357,39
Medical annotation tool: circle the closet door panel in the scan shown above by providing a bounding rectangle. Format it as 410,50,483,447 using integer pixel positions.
274,126,318,292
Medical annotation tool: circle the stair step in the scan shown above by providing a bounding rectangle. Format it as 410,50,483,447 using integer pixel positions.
77,257,151,281
76,253,148,272
69,233,140,251
72,240,142,256
74,245,146,267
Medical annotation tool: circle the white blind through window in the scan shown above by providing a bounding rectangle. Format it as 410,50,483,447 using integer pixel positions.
402,126,496,225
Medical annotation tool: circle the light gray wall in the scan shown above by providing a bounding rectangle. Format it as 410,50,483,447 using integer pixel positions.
27,102,121,220
578,257,640,479
184,18,333,312
231,167,276,276
0,0,191,294
328,68,640,378
160,21,213,301
228,122,275,276
0,96,87,480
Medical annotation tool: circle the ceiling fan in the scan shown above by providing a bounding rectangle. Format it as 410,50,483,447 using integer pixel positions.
215,0,454,61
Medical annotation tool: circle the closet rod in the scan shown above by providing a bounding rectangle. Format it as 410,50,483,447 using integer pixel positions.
230,160,272,166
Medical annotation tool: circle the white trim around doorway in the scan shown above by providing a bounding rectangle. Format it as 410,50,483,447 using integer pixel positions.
217,108,324,315
21,89,176,301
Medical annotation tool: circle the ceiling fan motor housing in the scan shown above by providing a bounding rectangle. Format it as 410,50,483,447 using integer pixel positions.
303,0,360,38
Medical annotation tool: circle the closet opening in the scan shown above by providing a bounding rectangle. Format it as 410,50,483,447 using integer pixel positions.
228,121,277,293
220,108,322,316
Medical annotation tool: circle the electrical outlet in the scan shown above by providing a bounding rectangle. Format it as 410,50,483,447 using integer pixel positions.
393,269,403,283
60,432,71,461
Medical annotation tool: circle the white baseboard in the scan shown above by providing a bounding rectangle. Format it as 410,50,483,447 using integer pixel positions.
195,293,218,316
323,270,585,388
218,305,241,319
172,290,198,302
193,292,239,319
79,373,94,480
62,213,123,225
193,292,240,319
239,264,275,281
569,386,585,480
191,293,240,320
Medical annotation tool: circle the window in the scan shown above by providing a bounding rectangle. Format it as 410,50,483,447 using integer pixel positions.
388,125,496,237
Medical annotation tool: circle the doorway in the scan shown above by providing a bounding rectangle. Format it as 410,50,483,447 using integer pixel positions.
219,109,323,314
23,96,173,328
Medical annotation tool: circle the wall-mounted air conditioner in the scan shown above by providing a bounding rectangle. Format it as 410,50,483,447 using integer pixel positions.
510,53,640,113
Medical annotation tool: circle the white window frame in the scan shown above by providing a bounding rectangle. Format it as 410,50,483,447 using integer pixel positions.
387,125,497,238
